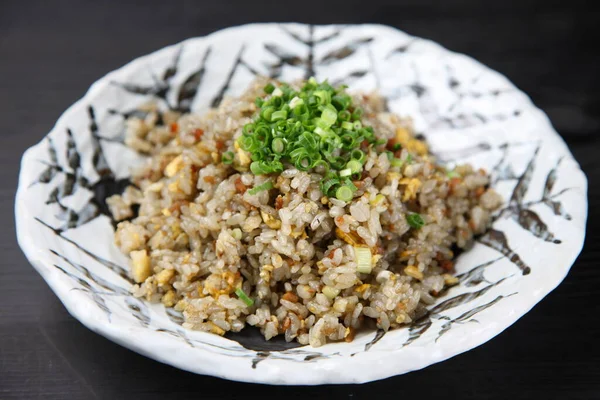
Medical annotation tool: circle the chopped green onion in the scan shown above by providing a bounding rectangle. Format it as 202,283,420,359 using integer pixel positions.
264,83,275,94
335,185,354,202
231,228,242,240
354,246,372,274
289,96,304,109
406,213,425,229
392,143,402,151
239,79,384,186
272,138,285,154
385,151,394,161
222,151,234,164
341,121,354,130
314,90,331,105
272,87,283,97
375,138,387,146
248,181,274,195
322,286,340,299
321,178,339,196
346,159,362,174
391,158,404,167
351,107,363,120
350,149,365,164
314,126,327,137
271,110,287,121
235,288,254,307
250,161,274,175
406,154,413,164
320,106,338,128
338,110,351,121
332,94,351,110
447,169,461,178
339,168,352,177
260,106,275,121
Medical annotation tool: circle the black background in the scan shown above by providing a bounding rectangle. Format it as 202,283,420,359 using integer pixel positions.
1,1,599,398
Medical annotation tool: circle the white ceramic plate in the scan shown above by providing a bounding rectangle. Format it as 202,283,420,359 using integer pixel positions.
15,23,587,385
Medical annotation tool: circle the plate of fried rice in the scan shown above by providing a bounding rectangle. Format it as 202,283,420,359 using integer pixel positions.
16,23,587,384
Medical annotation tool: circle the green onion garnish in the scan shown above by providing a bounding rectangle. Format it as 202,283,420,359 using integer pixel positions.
272,138,285,154
336,185,354,202
447,169,461,178
264,83,275,94
222,151,234,164
392,143,402,151
271,110,287,121
354,246,372,274
406,213,425,229
339,168,352,177
237,78,387,197
346,160,362,174
235,288,254,307
341,121,354,130
390,158,404,167
231,228,242,240
248,181,274,195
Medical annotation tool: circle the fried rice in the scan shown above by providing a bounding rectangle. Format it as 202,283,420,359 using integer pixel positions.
108,77,502,347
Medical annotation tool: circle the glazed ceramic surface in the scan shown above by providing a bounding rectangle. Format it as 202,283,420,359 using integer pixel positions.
15,23,587,384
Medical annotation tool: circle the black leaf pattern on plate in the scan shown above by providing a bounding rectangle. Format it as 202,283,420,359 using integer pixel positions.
479,229,530,275
210,45,251,108
165,308,184,325
429,277,509,317
162,45,182,82
156,328,195,348
513,209,561,244
252,351,270,369
398,277,511,348
54,264,112,321
435,293,517,342
264,43,304,79
332,70,369,87
319,37,373,65
50,250,129,295
125,297,151,327
457,257,502,287
36,218,132,282
177,47,211,112
385,38,418,59
267,24,374,82
364,329,386,351
401,318,433,348
88,106,113,176
510,146,540,206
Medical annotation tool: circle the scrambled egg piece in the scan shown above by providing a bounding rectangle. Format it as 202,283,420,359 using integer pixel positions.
260,210,282,229
335,227,363,246
130,249,151,283
164,155,184,178
395,127,428,156
404,265,424,281
399,178,422,202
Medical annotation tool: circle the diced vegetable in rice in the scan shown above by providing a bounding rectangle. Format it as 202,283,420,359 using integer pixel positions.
111,77,501,346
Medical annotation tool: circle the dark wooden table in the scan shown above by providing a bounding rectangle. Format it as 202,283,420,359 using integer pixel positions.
1,1,598,398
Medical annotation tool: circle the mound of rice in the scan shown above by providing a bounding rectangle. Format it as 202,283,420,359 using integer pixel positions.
108,77,502,346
